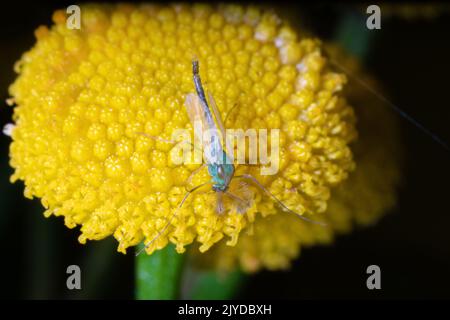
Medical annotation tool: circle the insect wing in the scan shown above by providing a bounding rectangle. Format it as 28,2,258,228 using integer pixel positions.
226,181,253,214
207,92,234,163
185,93,224,165
207,92,226,142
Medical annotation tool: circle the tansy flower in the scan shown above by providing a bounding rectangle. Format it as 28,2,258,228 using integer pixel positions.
6,3,396,270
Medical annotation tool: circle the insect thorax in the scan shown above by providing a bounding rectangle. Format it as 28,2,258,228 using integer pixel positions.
208,161,235,192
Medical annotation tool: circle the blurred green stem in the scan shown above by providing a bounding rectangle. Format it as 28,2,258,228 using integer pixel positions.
181,267,244,300
135,244,185,299
135,242,244,299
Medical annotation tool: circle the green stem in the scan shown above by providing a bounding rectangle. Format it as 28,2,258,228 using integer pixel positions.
135,244,185,300
182,267,244,300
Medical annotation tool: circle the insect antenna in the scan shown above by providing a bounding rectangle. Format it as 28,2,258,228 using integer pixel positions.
135,181,211,256
235,174,327,226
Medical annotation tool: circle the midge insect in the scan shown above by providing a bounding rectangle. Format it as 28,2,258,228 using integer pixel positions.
136,60,324,256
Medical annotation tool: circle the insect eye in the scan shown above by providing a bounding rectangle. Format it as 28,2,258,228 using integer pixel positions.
217,166,224,178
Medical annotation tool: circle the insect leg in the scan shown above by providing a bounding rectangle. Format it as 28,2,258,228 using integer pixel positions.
224,190,247,205
185,163,207,191
234,174,326,226
135,181,212,256
224,190,251,214
216,191,225,214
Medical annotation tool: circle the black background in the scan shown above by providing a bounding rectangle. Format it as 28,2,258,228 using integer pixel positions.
0,1,449,299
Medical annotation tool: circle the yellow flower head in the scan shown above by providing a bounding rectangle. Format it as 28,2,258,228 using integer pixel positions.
7,3,385,269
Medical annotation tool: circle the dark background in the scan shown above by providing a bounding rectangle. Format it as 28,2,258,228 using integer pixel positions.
0,1,449,299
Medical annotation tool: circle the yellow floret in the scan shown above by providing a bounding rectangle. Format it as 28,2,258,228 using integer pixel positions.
8,4,368,265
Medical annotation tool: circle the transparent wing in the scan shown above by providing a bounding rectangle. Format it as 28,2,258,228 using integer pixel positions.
207,92,234,163
225,181,253,214
185,93,206,143
207,91,226,141
185,93,224,164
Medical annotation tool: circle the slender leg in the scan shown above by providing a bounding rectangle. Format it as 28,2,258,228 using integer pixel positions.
185,163,207,191
234,174,326,226
135,182,212,256
224,190,251,214
224,190,247,205
216,191,225,214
